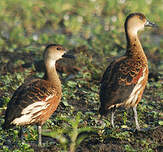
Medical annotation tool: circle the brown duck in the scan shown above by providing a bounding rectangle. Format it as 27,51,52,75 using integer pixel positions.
2,44,74,146
99,13,157,130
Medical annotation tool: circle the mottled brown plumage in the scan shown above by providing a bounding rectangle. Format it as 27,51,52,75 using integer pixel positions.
3,44,74,146
99,13,157,130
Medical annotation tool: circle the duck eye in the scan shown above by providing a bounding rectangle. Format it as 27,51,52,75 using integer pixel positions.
139,16,143,20
57,47,62,50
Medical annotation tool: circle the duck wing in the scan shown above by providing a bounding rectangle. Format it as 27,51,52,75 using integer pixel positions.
3,79,57,128
99,56,145,115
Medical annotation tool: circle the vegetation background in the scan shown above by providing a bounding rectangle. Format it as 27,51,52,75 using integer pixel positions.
0,0,162,151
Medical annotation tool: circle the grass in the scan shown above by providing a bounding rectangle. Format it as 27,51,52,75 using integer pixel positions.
0,0,163,151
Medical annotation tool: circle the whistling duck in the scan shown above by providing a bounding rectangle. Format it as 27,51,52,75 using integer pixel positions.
99,13,157,130
2,44,74,146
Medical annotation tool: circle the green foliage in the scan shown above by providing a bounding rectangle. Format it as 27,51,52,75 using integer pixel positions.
42,112,96,152
125,144,137,152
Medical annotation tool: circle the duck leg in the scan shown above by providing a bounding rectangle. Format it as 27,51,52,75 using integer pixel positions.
111,111,115,127
111,108,116,128
18,127,25,143
38,125,42,146
133,106,140,130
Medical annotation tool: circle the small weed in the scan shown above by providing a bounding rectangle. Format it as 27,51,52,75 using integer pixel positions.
42,112,97,152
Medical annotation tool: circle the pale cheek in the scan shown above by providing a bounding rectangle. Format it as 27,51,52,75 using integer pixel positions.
129,27,138,36
48,53,64,66
130,25,144,35
54,52,64,60
139,25,145,31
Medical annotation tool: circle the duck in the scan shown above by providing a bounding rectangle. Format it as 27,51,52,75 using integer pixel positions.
99,13,157,130
2,44,75,146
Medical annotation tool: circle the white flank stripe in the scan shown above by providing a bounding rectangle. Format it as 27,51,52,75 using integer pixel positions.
22,94,54,115
125,68,146,107
22,102,47,115
11,101,51,125
126,95,134,105
108,68,146,109
12,114,33,125
44,94,54,102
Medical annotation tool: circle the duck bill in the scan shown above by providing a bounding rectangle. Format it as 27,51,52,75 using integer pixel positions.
62,53,75,59
145,20,158,28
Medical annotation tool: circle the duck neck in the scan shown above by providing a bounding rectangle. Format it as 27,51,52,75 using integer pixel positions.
125,29,147,63
43,61,62,95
